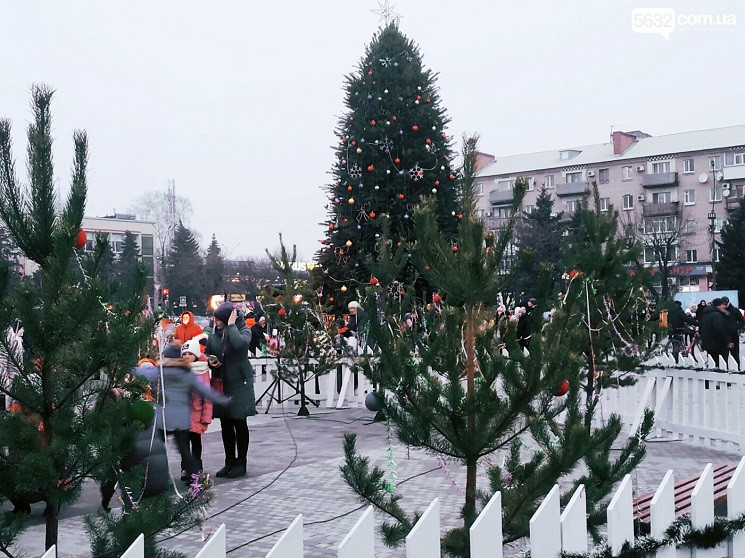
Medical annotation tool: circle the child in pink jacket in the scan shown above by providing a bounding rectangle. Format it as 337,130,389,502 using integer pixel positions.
180,339,213,477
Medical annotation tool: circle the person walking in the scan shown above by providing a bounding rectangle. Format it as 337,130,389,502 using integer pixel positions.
698,299,730,368
249,315,269,356
667,300,698,363
206,302,257,479
721,296,745,368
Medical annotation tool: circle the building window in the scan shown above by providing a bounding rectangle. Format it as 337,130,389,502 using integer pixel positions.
710,185,722,202
525,205,535,214
476,209,485,218
494,206,511,219
646,216,677,233
545,175,555,188
684,189,696,205
526,177,534,191
683,159,695,173
622,166,633,180
565,200,579,212
565,171,582,183
598,168,609,183
652,161,671,174
652,191,670,204
644,246,677,264
622,194,634,210
141,235,154,256
476,183,484,196
496,179,514,192
686,250,698,263
685,220,696,234
709,155,722,171
599,197,610,212
714,218,725,233
713,248,721,262
725,152,745,166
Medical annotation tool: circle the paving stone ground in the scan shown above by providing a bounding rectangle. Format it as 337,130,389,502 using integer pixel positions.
11,402,744,558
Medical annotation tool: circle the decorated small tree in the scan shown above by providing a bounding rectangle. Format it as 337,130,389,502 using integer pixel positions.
261,236,337,415
341,136,653,556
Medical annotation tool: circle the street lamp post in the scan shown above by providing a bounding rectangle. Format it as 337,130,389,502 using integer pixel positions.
709,159,718,291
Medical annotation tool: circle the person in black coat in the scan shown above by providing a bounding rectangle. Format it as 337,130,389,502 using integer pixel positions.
698,299,730,367
248,315,269,356
205,302,257,479
721,296,745,367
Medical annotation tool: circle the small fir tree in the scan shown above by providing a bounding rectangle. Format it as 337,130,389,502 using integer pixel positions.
115,231,141,301
164,221,205,314
341,137,652,557
316,22,459,309
716,197,745,304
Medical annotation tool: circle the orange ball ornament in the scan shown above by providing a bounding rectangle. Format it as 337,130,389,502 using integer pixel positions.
277,294,283,301
452,246,458,252
345,240,352,247
278,307,286,317
75,229,87,250
341,285,348,293
348,198,355,205
370,277,379,285
553,380,569,397
433,293,441,303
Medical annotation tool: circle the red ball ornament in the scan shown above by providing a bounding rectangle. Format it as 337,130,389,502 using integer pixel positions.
370,277,379,285
329,224,334,230
392,115,397,121
347,185,353,191
426,98,431,102
426,138,431,144
395,157,400,164
424,264,430,271
553,380,570,397
351,140,357,146
278,308,286,317
369,211,376,218
433,293,441,303
277,294,283,301
412,125,419,131
368,70,373,76
452,246,458,252
367,165,374,171
371,120,376,125
449,174,455,180
396,241,402,247
329,297,335,303
398,193,405,200
457,214,463,220
75,229,87,250
416,95,421,100
435,180,440,186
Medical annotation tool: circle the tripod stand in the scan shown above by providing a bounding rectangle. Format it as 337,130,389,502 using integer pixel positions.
256,360,321,415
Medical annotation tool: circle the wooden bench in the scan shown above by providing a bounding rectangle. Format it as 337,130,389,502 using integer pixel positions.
633,463,736,535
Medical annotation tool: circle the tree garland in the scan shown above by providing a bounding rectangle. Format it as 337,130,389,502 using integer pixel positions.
518,512,745,558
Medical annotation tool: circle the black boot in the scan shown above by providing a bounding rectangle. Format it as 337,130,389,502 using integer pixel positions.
216,459,235,478
226,461,246,479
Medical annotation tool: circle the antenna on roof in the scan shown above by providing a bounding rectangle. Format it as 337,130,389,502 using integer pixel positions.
609,125,614,142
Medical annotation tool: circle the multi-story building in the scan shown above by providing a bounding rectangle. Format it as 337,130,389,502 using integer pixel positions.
81,213,157,301
475,125,745,292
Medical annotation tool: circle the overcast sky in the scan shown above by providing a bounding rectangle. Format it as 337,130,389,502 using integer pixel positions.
1,1,742,260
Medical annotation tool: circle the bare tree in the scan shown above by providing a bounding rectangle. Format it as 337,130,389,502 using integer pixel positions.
129,189,192,277
620,204,696,300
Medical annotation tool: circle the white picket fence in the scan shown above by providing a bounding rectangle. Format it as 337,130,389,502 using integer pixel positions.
46,458,740,557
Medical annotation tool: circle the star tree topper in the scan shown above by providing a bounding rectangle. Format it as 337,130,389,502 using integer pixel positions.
371,0,402,25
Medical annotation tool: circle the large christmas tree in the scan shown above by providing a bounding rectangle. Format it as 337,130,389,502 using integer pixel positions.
316,22,459,308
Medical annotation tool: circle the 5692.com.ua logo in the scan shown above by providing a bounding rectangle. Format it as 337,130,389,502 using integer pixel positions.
631,8,736,40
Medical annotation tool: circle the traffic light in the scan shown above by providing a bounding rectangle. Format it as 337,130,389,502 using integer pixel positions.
162,288,169,298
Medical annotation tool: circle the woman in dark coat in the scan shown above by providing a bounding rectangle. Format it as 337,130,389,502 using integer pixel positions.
206,302,257,479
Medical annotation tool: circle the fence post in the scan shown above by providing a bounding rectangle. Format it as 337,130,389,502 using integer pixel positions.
336,360,352,409
691,463,720,558
40,546,56,558
406,498,440,558
650,470,675,558
194,524,226,558
607,474,633,556
338,506,374,558
120,534,144,558
266,514,303,558
470,492,502,558
728,457,745,558
560,485,587,553
629,376,657,438
530,485,561,558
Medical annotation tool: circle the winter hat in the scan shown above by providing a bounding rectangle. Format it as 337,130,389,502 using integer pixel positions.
722,296,730,304
214,302,234,324
348,301,359,310
181,339,202,359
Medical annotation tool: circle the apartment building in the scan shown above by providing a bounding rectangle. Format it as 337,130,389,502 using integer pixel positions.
81,214,156,301
475,125,745,292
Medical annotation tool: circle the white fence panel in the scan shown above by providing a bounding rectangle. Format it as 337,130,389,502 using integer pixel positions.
607,474,633,555
194,523,226,558
561,485,587,553
650,470,675,558
338,506,374,558
266,514,303,558
728,457,745,558
120,534,144,558
470,492,503,558
406,498,440,558
40,546,56,558
530,484,561,558
692,464,722,558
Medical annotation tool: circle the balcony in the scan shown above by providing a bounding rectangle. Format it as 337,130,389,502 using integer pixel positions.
726,196,744,212
642,171,678,188
642,201,679,217
484,216,510,231
556,181,590,197
489,189,514,205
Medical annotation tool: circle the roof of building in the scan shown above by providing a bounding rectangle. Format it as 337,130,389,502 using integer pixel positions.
476,124,745,178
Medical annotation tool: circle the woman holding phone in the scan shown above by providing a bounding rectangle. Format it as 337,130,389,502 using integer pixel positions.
206,302,257,479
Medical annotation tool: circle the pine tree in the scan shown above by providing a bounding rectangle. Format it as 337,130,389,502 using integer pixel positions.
0,85,157,550
316,22,458,309
261,236,336,415
96,234,117,284
513,187,564,297
716,197,745,304
341,137,652,557
164,221,205,314
203,234,226,299
114,231,141,301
